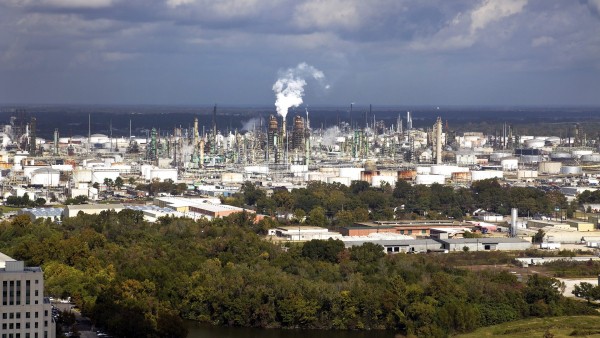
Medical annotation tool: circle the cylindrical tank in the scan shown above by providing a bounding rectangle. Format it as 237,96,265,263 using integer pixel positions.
501,158,519,171
416,166,431,175
560,166,583,175
451,171,472,182
581,154,600,162
415,174,445,185
551,152,572,160
572,149,593,157
524,139,546,149
327,176,351,186
520,155,542,164
490,152,512,162
371,175,397,187
339,167,364,181
538,162,562,174
471,170,503,181
431,165,468,178
398,170,417,180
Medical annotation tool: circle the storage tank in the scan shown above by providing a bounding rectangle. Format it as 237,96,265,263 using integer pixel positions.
221,172,244,183
572,149,593,157
398,170,417,180
517,170,538,179
538,162,562,174
328,176,351,186
415,174,445,185
290,165,308,173
30,168,60,187
545,136,561,145
551,152,572,160
490,152,512,162
451,171,472,182
371,175,397,187
73,169,93,183
430,165,468,178
524,139,546,149
471,170,503,181
581,154,600,162
520,155,542,164
560,166,583,175
416,166,431,175
501,158,519,171
339,167,364,181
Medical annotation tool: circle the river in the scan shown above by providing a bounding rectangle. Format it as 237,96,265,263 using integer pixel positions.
186,322,398,338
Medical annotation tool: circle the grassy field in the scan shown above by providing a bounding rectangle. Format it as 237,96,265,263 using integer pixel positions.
457,316,600,337
0,206,21,213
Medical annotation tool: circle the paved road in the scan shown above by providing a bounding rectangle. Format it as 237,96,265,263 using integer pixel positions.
52,302,98,338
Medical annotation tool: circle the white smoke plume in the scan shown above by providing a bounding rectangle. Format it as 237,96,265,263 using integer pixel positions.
272,62,329,120
320,126,341,147
240,117,264,131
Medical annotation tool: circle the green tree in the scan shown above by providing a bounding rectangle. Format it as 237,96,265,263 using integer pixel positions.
307,207,327,227
114,177,124,190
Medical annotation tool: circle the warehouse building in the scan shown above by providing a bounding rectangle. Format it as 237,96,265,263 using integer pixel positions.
437,237,531,252
63,203,124,218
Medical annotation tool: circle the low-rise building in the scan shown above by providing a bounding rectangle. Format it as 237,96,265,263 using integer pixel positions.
437,237,531,252
268,226,342,241
63,203,124,218
18,208,63,222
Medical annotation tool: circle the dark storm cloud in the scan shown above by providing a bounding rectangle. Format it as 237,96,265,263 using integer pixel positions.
1,0,600,105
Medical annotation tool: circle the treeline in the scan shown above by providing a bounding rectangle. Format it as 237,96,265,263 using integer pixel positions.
0,211,596,337
224,179,571,227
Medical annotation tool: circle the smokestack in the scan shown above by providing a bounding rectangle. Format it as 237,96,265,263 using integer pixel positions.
406,111,412,130
435,117,442,164
194,117,199,146
511,208,518,237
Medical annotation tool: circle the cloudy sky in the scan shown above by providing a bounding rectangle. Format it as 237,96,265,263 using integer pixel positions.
1,0,599,106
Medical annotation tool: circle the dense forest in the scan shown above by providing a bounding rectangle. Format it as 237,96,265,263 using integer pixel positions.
224,179,574,226
0,179,597,337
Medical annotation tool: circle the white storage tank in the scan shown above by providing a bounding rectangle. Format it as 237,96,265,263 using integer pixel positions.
416,166,431,174
560,166,583,175
92,168,121,184
30,168,60,187
327,176,351,186
490,152,513,162
339,167,364,181
524,138,546,149
582,154,600,162
538,162,562,174
501,158,519,171
73,169,93,183
471,170,503,181
415,174,445,185
572,149,593,157
517,170,538,179
221,172,244,184
430,165,468,178
148,168,178,182
371,175,397,187
551,152,572,160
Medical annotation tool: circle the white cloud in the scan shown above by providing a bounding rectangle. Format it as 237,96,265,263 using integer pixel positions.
293,0,362,30
6,0,115,8
531,35,555,47
166,0,195,8
470,0,528,33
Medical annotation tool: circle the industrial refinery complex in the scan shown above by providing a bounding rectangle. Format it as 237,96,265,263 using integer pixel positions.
2,107,600,252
